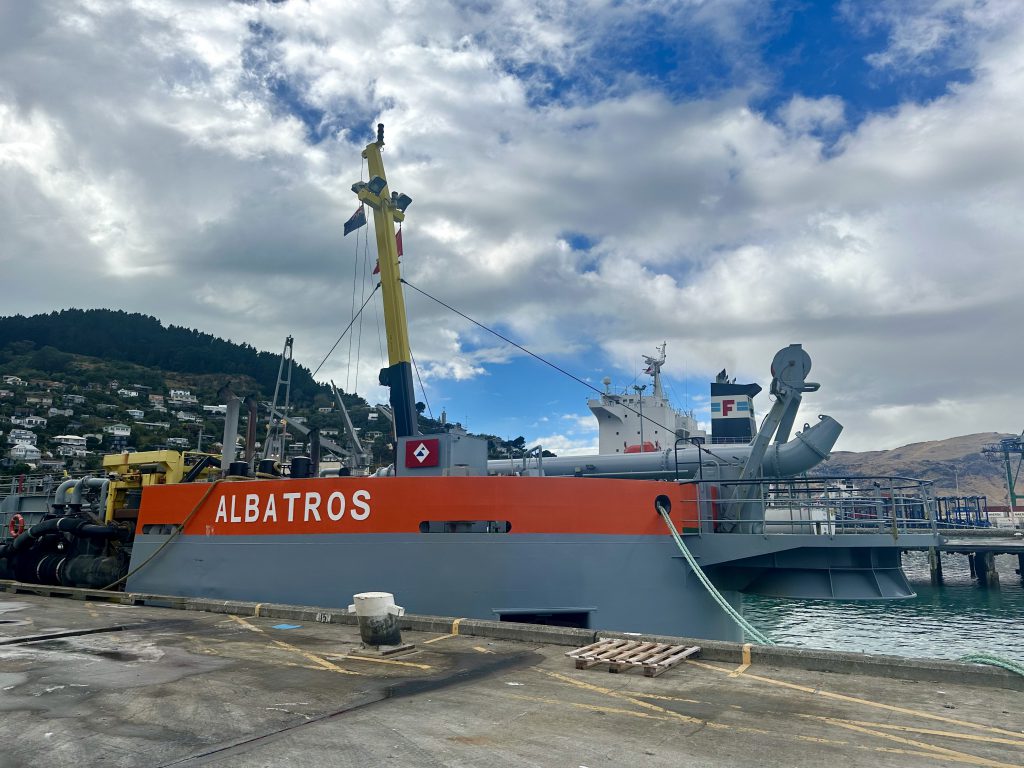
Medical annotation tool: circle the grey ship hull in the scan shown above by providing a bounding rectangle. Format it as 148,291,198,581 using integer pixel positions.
126,530,930,641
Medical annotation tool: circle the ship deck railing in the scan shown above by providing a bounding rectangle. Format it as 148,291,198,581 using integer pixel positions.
0,469,93,501
679,475,951,538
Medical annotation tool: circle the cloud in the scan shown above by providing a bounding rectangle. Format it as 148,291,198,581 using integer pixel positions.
2,0,1023,455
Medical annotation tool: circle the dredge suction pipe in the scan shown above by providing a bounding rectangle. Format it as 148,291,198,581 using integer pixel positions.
489,415,842,480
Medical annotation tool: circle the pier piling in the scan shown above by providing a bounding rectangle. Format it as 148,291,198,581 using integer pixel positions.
974,551,1000,587
927,546,943,585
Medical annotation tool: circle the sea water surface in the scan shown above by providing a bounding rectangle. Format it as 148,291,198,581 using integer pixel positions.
743,550,1024,662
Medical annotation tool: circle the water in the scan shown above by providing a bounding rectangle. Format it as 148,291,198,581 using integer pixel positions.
743,551,1024,662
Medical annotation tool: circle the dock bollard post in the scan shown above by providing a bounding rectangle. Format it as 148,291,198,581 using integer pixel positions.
347,592,411,652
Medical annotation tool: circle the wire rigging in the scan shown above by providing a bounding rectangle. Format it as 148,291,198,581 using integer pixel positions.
354,210,371,391
345,157,366,391
402,279,710,449
411,351,433,420
312,285,380,378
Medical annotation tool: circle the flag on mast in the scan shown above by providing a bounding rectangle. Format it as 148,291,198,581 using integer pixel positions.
343,205,366,236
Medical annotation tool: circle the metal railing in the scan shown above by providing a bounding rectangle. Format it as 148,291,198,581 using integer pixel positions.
681,475,941,538
0,470,92,500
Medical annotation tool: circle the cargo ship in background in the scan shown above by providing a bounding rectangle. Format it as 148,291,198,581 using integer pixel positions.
0,126,941,641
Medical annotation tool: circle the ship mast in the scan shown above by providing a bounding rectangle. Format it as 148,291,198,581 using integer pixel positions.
643,342,667,401
353,124,419,437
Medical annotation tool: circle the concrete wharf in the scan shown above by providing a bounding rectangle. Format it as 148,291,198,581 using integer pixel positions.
1,581,1022,767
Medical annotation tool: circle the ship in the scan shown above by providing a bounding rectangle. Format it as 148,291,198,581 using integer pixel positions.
0,126,941,641
588,343,706,455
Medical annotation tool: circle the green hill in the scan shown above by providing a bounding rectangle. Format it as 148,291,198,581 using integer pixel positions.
0,309,531,475
0,309,328,406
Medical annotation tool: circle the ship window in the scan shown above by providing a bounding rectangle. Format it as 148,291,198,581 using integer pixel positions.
419,520,511,533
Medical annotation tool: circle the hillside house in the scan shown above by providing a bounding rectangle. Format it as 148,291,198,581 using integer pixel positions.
9,444,41,462
53,436,86,454
103,424,131,437
0,389,13,399
136,421,170,430
151,404,168,413
57,445,89,458
167,437,191,448
317,407,333,414
12,415,47,429
48,407,74,417
64,394,86,405
54,435,87,449
168,389,198,405
26,395,53,406
149,394,165,405
2,376,25,386
7,429,37,446
202,404,227,415
127,409,145,419
175,411,198,422
117,388,140,399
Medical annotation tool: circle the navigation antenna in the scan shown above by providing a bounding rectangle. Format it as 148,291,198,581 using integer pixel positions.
262,335,294,460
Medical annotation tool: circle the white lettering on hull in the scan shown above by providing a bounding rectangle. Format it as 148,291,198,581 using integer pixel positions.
211,490,372,526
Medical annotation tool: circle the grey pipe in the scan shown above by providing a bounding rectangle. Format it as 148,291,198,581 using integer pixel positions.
488,415,842,480
68,477,111,521
53,478,78,506
69,475,92,506
222,396,241,471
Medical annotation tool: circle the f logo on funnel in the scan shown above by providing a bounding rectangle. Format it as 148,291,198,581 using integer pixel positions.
405,438,440,468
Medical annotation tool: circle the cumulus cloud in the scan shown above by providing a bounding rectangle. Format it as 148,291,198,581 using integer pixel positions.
1,0,1022,453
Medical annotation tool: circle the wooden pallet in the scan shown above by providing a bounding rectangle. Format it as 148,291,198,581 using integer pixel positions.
566,638,700,677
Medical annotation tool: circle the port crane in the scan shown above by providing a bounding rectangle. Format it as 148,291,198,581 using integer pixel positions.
982,430,1024,510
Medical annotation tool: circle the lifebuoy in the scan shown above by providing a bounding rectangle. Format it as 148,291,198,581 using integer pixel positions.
8,514,26,538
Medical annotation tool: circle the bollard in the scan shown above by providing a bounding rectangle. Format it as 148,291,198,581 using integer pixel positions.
348,592,406,648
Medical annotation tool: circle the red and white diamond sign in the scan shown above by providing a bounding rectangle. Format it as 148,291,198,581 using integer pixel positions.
405,438,439,468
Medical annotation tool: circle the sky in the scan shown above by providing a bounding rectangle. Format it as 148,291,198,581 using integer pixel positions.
1,0,1022,455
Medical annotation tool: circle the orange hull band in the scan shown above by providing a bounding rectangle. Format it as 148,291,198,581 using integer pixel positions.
136,476,699,536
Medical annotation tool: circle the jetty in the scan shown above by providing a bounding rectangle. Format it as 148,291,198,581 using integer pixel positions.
901,531,1024,586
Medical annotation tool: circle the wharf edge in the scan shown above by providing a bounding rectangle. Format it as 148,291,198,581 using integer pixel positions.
3,578,1019,692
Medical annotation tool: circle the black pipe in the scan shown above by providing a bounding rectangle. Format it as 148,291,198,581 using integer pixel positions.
62,555,125,589
1,517,129,559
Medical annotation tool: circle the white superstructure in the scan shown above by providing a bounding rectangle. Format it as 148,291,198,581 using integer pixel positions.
588,343,706,454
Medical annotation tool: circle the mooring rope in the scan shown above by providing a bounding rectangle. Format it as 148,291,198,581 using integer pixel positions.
656,502,774,645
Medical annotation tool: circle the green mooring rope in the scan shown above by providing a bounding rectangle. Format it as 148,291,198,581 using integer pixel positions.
658,504,774,646
959,653,1024,677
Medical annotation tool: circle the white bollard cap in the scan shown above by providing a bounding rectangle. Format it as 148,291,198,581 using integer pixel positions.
348,591,404,617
